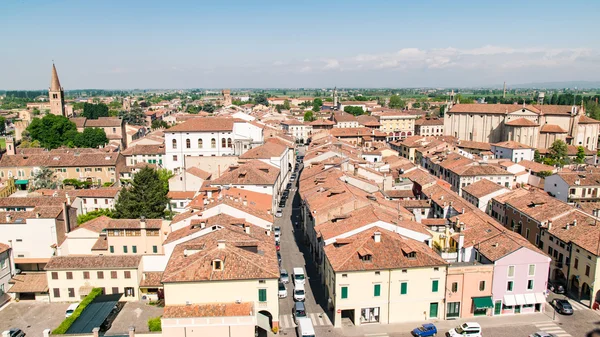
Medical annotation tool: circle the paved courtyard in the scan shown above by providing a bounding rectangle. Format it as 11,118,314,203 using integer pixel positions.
0,301,70,337
106,301,164,334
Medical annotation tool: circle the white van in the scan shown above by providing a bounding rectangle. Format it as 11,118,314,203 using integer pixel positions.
296,317,315,337
65,302,80,317
294,283,306,302
447,322,482,337
293,267,306,286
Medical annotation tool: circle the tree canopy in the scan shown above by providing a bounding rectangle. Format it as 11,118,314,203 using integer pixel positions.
544,140,569,166
151,119,169,129
82,103,109,119
344,106,365,116
388,95,406,109
115,166,169,219
312,98,323,112
254,94,269,106
73,128,108,148
27,114,108,149
304,111,315,121
31,167,58,190
119,107,146,125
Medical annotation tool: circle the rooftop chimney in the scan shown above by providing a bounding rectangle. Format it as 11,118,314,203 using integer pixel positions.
140,216,146,229
244,225,251,235
457,233,465,262
374,231,381,243
572,219,577,227
547,220,553,231
65,192,71,205
217,240,226,249
201,220,206,229
6,214,11,223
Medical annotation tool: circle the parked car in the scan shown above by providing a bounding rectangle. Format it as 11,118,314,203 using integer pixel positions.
548,280,565,294
275,209,283,218
294,284,306,302
65,302,81,317
447,322,481,337
280,268,290,283
277,252,282,265
293,302,307,324
279,201,286,208
412,323,437,337
552,299,573,315
529,332,557,337
286,183,292,189
276,242,280,251
8,329,25,337
273,226,281,236
274,232,281,244
278,282,287,298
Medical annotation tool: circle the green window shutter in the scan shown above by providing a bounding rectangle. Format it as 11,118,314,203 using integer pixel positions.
432,280,439,292
132,246,137,253
400,282,407,295
341,286,348,299
109,246,114,253
152,246,158,253
123,246,128,253
258,289,267,302
374,284,381,297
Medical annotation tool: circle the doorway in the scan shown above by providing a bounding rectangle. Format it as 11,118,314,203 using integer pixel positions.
514,305,521,314
429,302,439,318
341,309,355,326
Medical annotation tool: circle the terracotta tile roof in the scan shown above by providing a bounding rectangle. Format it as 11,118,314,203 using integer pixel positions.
85,117,123,127
0,242,9,254
462,179,507,198
492,188,531,204
78,215,112,233
556,172,600,186
9,273,48,293
0,152,121,168
492,141,534,149
198,196,274,223
401,167,437,187
449,103,539,114
517,160,555,173
383,189,416,199
453,164,513,177
163,302,253,318
167,191,196,199
329,127,387,138
504,189,573,222
37,188,121,199
379,110,416,117
309,119,335,126
239,142,287,159
546,210,600,255
211,160,280,186
162,227,279,282
121,144,165,156
171,209,201,225
356,115,381,126
70,117,87,128
397,200,430,208
324,227,447,272
540,124,567,133
449,211,504,248
45,255,142,270
536,105,577,116
91,236,108,250
415,117,444,126
332,112,358,122
456,140,491,151
140,272,163,287
0,196,66,207
165,213,262,244
476,230,547,261
0,207,64,223
168,117,235,132
575,201,600,217
578,115,600,124
504,117,539,127
421,218,448,226
281,119,304,126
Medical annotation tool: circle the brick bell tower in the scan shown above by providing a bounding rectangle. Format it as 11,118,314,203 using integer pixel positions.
49,63,65,116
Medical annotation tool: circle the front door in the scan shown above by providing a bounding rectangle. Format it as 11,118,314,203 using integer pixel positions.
429,302,439,318
494,301,502,315
515,305,521,314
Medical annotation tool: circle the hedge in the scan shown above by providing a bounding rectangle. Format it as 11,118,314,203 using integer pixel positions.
148,317,162,332
52,288,104,334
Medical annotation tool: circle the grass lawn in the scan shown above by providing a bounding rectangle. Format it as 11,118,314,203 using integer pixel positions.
0,138,6,149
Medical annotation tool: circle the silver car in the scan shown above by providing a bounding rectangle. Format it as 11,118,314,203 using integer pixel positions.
280,268,290,283
529,332,557,337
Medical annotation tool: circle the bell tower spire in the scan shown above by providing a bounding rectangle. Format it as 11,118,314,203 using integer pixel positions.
49,63,65,116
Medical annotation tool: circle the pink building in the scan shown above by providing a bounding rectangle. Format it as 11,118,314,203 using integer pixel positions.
445,262,494,319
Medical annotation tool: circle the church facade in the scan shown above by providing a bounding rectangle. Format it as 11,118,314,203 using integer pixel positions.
444,103,600,151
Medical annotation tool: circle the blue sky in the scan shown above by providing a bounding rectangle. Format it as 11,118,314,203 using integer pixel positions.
1,0,599,89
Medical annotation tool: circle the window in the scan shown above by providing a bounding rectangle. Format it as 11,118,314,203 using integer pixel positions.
213,260,222,271
124,271,131,279
574,258,579,269
527,280,534,290
508,265,515,277
374,284,381,297
228,138,233,148
123,246,128,253
109,246,114,253
172,139,177,149
400,282,407,295
432,280,439,292
132,246,137,254
68,288,75,298
447,302,460,319
97,271,104,279
211,138,216,148
112,287,119,295
111,271,118,279
66,272,73,280
586,265,591,277
507,281,514,291
51,272,58,280
53,288,60,298
83,271,90,279
222,138,226,147
125,287,135,297
152,245,158,253
479,281,485,291
173,155,178,162
186,139,191,148
341,286,348,299
451,282,458,293
528,264,535,276
198,139,203,148
258,288,267,302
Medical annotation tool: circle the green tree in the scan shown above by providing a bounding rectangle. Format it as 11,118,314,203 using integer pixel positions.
548,140,568,166
575,146,586,164
108,100,122,109
254,94,269,106
275,104,283,113
19,139,41,148
77,209,115,225
0,116,6,135
304,111,315,121
119,107,146,125
312,98,323,112
283,99,290,110
27,114,78,149
157,168,174,193
31,167,58,190
439,104,446,117
343,106,365,116
202,102,215,113
73,128,108,148
454,94,473,104
151,119,169,129
388,95,405,109
115,166,169,219
533,150,542,163
82,103,109,119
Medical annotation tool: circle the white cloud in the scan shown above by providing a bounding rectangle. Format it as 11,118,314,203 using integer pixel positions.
323,59,340,70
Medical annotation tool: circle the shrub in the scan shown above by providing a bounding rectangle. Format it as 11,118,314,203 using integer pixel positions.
52,288,103,334
148,317,162,332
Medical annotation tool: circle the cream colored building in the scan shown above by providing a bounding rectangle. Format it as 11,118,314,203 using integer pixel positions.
378,111,418,141
45,255,143,302
323,228,447,327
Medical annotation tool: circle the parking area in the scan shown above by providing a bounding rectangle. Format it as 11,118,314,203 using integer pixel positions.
0,301,70,337
106,301,164,334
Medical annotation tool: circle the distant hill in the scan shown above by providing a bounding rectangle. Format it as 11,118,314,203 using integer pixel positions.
510,81,600,90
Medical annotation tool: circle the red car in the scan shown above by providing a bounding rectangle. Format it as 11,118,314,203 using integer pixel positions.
276,243,280,251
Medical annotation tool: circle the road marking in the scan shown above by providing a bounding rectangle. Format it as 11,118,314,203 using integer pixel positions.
364,334,389,337
534,322,571,337
279,313,331,329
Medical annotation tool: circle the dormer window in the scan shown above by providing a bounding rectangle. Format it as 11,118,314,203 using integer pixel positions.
212,259,223,271
406,252,416,259
361,254,372,262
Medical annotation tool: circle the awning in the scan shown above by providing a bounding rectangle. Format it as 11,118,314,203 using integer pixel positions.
15,180,28,185
503,294,516,306
524,293,537,305
534,292,547,303
514,294,526,305
472,296,494,309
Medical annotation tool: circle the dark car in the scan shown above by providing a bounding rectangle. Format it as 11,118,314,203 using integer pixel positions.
548,280,565,294
277,252,282,265
8,329,26,337
552,299,573,315
412,323,437,337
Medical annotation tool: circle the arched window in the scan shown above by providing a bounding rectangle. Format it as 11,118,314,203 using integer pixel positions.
222,138,226,148
172,139,177,149
186,139,191,149
198,139,203,148
211,138,216,148
227,138,233,148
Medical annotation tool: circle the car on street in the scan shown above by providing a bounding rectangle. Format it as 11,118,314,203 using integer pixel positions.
280,268,289,283
273,226,281,236
412,323,437,337
275,209,283,218
290,174,297,181
275,242,280,251
277,252,282,265
447,322,482,337
548,280,565,294
293,267,306,286
274,232,281,244
279,201,286,208
293,302,307,324
278,282,287,298
8,329,26,337
294,284,306,301
529,332,557,337
552,299,573,315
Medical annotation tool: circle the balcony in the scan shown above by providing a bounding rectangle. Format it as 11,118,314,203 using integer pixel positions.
434,243,458,262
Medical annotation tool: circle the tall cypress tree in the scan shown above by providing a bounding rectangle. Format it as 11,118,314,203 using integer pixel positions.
115,166,169,219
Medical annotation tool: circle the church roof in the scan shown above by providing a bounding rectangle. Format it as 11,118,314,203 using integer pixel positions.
50,64,61,91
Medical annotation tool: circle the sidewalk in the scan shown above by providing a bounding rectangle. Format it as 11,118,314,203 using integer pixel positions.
339,311,554,337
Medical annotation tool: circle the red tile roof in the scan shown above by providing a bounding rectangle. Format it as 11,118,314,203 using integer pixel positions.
163,302,253,318
505,117,539,127
45,255,142,270
540,124,567,133
168,117,235,132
